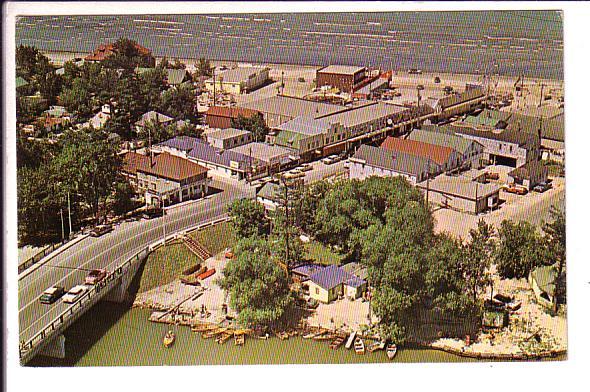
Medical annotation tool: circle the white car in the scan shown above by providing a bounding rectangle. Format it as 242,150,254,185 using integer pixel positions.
62,285,88,304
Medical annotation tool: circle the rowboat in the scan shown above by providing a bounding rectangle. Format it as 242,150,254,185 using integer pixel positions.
216,332,232,344
386,343,398,359
313,333,336,341
191,324,217,333
329,335,346,350
302,332,317,339
368,341,386,353
345,331,357,349
202,327,226,339
276,331,289,340
354,337,365,354
163,330,175,348
234,333,245,346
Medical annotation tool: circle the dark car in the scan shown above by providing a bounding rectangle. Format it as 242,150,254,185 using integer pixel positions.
85,269,108,285
142,207,165,219
40,286,65,304
89,224,113,237
533,182,552,193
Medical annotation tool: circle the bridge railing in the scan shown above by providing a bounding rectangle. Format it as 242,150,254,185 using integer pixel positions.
19,215,231,363
18,240,68,274
19,247,149,362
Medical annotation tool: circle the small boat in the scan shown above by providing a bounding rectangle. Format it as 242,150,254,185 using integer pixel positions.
368,341,386,353
345,331,357,349
163,330,175,348
234,333,245,346
329,335,346,350
180,274,201,286
313,333,336,341
276,331,289,340
216,332,232,344
202,327,226,339
191,324,217,333
386,343,398,360
354,337,365,354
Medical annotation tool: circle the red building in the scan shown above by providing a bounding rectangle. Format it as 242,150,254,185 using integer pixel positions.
85,42,155,67
205,106,263,129
316,65,367,93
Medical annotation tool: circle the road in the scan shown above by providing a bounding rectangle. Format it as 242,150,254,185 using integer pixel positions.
18,177,253,344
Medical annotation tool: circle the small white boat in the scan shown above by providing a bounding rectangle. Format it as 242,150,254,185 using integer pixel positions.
368,341,386,353
345,331,357,349
354,337,365,354
386,343,398,359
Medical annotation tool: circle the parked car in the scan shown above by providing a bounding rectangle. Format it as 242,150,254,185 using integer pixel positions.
62,285,88,304
40,286,65,304
300,164,313,172
142,207,165,219
484,171,500,180
533,182,552,193
322,157,334,165
89,224,113,237
503,185,528,195
85,269,108,285
407,68,423,74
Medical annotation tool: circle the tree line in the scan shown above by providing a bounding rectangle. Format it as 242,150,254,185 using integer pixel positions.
223,176,565,341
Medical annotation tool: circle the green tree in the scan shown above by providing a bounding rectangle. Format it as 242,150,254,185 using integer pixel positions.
139,67,167,110
194,57,213,77
111,181,137,216
102,38,155,70
37,71,63,105
59,78,94,119
542,206,566,311
16,45,53,81
494,220,545,279
217,237,293,328
464,219,495,302
231,114,269,142
228,198,270,239
160,83,198,122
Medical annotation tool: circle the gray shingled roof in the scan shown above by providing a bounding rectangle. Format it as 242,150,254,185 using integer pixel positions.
319,102,409,129
238,95,343,120
407,128,481,156
352,144,432,178
207,128,252,140
426,123,539,149
229,142,298,165
208,66,267,84
274,116,333,136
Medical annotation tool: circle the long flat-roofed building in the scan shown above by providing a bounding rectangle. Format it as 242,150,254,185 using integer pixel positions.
416,175,500,214
316,65,367,93
206,128,253,150
238,95,343,128
228,142,298,173
205,66,270,94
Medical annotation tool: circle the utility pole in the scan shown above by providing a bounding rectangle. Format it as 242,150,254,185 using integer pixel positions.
60,208,65,242
67,191,72,239
425,158,431,205
212,69,216,107
538,83,545,108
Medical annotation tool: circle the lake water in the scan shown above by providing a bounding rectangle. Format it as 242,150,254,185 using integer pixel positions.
15,11,563,79
27,303,477,366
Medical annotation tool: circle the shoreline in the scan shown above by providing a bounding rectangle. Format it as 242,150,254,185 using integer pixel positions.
40,49,564,84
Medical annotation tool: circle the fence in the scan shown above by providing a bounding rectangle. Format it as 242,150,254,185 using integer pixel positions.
18,239,68,274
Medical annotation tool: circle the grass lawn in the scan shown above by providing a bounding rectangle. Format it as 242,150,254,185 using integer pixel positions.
137,241,199,293
304,240,345,266
190,221,237,255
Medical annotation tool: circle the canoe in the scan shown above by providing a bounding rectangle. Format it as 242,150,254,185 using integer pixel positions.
198,268,216,280
345,331,357,349
368,341,386,353
386,343,398,360
235,333,245,346
329,335,346,350
354,337,365,354
163,330,175,348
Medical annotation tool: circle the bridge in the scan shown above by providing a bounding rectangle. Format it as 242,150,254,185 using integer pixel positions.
18,178,253,364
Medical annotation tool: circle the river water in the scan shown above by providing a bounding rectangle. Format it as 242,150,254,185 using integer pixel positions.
28,303,477,366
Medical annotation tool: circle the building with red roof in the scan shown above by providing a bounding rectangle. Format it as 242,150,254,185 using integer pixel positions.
380,136,462,172
85,42,155,67
204,106,262,129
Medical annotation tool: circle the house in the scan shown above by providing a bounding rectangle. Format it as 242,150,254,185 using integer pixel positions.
228,142,299,175
421,83,486,122
508,160,548,190
206,128,253,150
134,111,175,133
154,135,205,159
83,104,112,129
291,264,324,283
407,128,485,169
380,136,463,172
307,264,367,303
271,116,335,160
256,182,281,211
430,123,540,167
205,66,270,94
85,42,155,66
316,65,367,93
415,174,500,214
349,144,438,184
204,106,263,129
122,151,210,207
528,265,561,309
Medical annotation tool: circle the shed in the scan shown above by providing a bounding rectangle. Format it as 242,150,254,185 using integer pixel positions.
508,160,548,190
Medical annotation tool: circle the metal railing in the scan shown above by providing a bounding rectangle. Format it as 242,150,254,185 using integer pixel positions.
19,215,231,363
18,239,68,274
19,247,149,363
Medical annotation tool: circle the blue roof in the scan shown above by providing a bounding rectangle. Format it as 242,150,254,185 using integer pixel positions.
292,264,323,278
309,265,353,291
157,136,205,152
345,276,366,288
187,139,261,171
